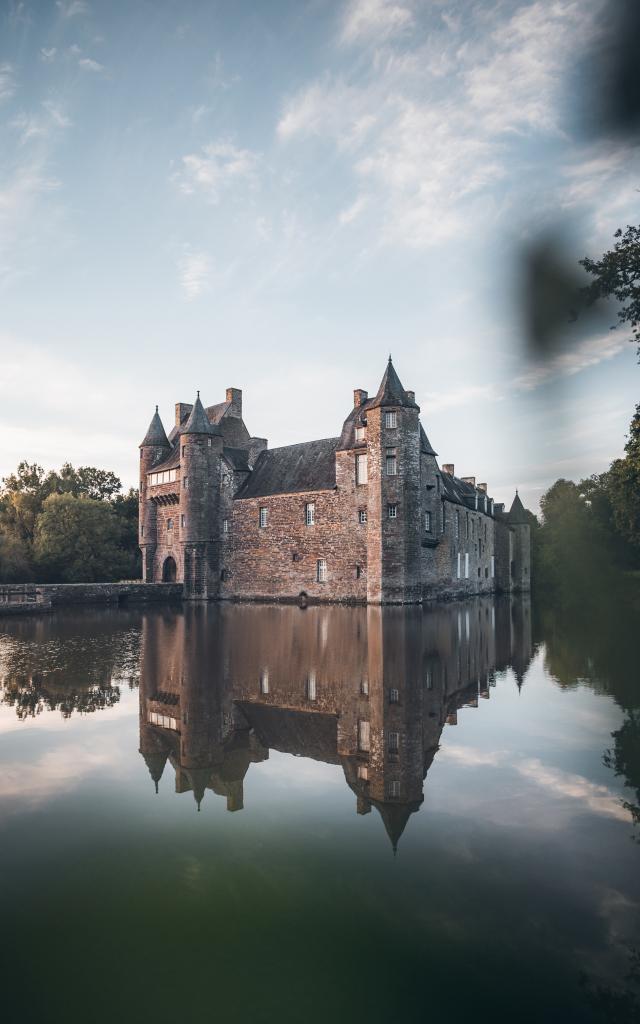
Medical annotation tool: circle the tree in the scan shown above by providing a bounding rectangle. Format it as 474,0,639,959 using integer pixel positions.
33,493,130,583
606,404,640,552
581,225,640,355
52,463,122,501
0,530,32,582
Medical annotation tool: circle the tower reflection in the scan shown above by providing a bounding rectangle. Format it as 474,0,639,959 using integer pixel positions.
139,598,533,849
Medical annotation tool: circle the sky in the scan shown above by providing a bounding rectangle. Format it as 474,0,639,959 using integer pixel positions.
1,0,638,511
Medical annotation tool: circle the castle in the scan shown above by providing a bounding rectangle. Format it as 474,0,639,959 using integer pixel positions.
139,358,531,603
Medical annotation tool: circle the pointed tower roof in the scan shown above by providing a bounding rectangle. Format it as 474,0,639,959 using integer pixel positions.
373,798,422,853
140,406,170,448
140,750,168,793
507,491,529,524
368,356,418,410
181,393,221,436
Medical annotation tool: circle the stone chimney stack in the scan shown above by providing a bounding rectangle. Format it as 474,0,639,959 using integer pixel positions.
353,389,368,407
175,402,193,428
461,476,476,486
226,388,242,417
478,482,488,492
442,464,455,475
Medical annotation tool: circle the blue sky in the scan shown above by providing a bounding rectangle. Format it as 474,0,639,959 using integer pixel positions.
1,0,638,510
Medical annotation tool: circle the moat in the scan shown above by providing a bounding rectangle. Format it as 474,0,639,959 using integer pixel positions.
0,598,638,1023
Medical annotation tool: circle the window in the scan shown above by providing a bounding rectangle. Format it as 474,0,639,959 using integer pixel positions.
388,780,401,799
388,731,399,752
386,448,397,476
389,688,399,704
490,499,494,515
464,552,470,579
484,496,488,513
183,476,189,489
260,669,269,695
259,507,268,528
207,438,212,447
384,411,397,429
305,502,315,526
305,672,317,701
424,510,431,531
426,669,433,690
357,764,369,781
167,518,173,531
360,680,369,696
148,469,178,486
181,514,186,528
388,503,397,519
356,453,368,485
356,564,363,579
141,525,144,538
223,518,229,534
148,711,178,731
358,719,370,752
316,558,327,583
220,569,227,582
491,555,495,578
474,494,478,510
182,446,185,457
359,508,367,524
355,425,365,442
457,553,461,579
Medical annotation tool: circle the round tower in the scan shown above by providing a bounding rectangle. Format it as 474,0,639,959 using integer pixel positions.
139,406,171,582
180,393,223,598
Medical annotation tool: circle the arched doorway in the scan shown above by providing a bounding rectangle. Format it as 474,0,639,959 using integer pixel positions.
162,556,177,583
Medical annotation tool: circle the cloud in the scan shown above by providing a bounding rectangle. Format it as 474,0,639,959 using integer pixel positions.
341,0,413,45
10,101,72,145
177,248,212,300
56,0,89,17
439,744,507,768
0,63,16,103
78,57,104,73
40,47,58,63
516,758,632,823
512,331,629,391
338,194,369,225
173,140,259,203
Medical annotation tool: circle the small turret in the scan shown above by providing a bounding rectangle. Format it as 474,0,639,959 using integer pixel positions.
139,406,172,581
181,392,221,436
506,490,531,591
181,393,223,598
140,406,171,449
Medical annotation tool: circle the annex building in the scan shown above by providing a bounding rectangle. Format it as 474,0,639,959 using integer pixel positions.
139,358,531,603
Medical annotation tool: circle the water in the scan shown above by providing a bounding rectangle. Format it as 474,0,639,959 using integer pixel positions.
0,597,638,1023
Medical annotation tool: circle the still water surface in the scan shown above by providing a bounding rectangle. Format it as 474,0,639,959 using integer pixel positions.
0,598,638,1023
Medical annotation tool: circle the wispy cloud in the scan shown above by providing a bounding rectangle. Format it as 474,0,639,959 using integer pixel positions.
177,248,212,300
0,63,16,103
78,57,104,73
10,101,72,145
516,758,632,823
40,47,58,63
340,0,413,45
56,0,89,17
173,139,259,203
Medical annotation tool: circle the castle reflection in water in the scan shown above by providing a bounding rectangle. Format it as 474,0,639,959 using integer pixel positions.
139,598,533,850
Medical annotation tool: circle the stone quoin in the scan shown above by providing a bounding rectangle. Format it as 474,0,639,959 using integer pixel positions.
139,359,531,603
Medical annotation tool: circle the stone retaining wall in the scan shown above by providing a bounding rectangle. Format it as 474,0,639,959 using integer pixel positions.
0,582,183,616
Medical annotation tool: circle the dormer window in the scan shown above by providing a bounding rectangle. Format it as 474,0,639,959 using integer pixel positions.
384,411,397,429
355,425,365,442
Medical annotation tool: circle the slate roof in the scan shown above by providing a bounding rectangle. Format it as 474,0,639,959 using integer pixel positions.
140,407,171,448
440,471,495,511
182,394,221,436
367,356,419,410
235,438,340,499
420,423,437,457
506,491,529,524
205,401,231,424
223,447,251,473
235,703,339,763
150,446,181,473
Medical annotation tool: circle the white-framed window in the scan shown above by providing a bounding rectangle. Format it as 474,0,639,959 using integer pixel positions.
355,425,365,442
148,469,178,486
360,680,369,697
316,558,327,583
207,438,212,447
386,448,397,476
388,731,399,752
359,508,367,524
491,555,495,578
305,672,317,701
457,553,461,579
384,410,397,429
356,453,368,485
181,514,186,528
358,719,370,752
148,711,178,731
259,507,268,528
389,688,399,704
305,502,315,526
357,764,369,781
424,510,431,531
388,780,401,798
464,552,470,579
260,669,269,694
223,518,229,534
388,503,397,519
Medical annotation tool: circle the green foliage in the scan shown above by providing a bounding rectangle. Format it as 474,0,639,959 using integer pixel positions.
0,461,140,584
607,404,640,551
581,224,640,355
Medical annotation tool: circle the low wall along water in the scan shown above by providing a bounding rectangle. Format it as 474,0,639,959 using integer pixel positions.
0,582,184,616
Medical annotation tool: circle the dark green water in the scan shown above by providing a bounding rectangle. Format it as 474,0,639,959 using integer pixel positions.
0,597,638,1024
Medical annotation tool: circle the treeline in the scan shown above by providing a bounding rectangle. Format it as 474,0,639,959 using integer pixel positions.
0,462,140,583
532,403,640,610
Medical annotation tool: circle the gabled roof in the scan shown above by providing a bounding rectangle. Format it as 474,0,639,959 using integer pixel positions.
367,356,419,410
507,491,529,524
235,438,340,499
182,394,221,436
140,407,171,448
205,400,231,424
223,447,251,473
420,424,437,457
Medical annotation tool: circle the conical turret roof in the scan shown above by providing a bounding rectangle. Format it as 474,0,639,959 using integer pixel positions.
373,798,422,853
507,491,529,524
140,407,170,448
140,750,168,793
181,393,221,436
368,356,418,410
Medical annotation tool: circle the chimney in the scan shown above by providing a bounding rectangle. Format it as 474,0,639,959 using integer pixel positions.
477,482,487,492
226,388,242,417
494,503,505,514
354,389,368,407
406,390,415,402
175,402,193,427
442,464,455,476
461,476,476,487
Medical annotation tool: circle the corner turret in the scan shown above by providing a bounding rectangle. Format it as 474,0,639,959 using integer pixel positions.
139,406,172,581
181,393,223,598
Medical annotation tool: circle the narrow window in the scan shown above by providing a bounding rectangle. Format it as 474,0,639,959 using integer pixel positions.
360,680,369,697
491,555,495,578
355,564,362,579
167,517,173,531
183,477,189,489
388,780,401,798
220,569,227,581
357,764,369,781
457,553,461,579
424,510,431,531
388,731,399,752
355,425,365,442
305,672,317,701
316,558,327,583
259,507,268,528
484,496,488,513
478,567,481,577
223,518,229,534
475,494,478,510
141,525,144,538
359,508,368,524
182,446,185,457
386,448,397,476
426,670,432,690
384,411,397,429
358,719,370,752
305,502,315,526
387,503,397,519
208,438,212,447
181,514,186,528
356,453,368,485
389,688,399,704
464,552,469,579
260,669,269,694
